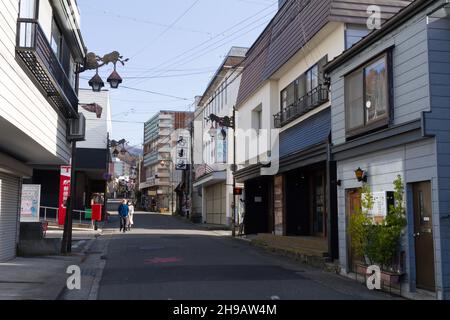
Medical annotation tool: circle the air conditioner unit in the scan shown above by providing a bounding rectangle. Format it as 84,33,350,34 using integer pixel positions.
67,113,86,142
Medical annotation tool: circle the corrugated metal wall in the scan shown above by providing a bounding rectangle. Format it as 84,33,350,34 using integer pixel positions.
279,109,331,158
0,172,21,262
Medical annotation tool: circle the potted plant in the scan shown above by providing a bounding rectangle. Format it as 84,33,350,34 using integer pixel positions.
348,175,407,287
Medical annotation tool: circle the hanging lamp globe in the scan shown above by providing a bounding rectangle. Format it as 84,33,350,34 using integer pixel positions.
107,70,123,89
89,73,104,92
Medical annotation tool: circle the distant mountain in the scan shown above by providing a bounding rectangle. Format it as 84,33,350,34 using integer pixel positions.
126,146,143,156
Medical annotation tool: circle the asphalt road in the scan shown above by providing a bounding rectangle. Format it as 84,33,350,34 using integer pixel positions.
98,213,395,300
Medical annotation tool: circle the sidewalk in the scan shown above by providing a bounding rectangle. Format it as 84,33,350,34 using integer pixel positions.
0,254,85,300
0,231,97,300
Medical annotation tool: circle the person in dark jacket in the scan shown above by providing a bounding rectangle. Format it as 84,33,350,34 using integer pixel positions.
118,199,129,233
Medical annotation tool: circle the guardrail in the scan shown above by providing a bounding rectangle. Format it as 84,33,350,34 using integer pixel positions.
40,206,94,227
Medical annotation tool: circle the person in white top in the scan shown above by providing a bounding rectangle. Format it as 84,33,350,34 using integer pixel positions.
127,201,135,231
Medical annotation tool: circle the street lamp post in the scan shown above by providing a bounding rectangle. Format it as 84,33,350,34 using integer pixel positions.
61,52,128,254
207,108,237,237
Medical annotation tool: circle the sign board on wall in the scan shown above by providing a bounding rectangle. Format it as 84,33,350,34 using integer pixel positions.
58,166,71,225
363,191,395,223
20,184,41,222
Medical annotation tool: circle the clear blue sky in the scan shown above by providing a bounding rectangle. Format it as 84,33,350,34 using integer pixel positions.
77,0,278,147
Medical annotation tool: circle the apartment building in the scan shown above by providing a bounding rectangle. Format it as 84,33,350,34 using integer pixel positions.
140,111,193,212
193,47,247,226
0,0,85,261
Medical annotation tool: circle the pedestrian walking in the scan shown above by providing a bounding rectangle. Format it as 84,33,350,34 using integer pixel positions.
118,199,129,233
127,200,135,231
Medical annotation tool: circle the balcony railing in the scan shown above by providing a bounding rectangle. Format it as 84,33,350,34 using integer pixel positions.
16,19,78,118
274,85,329,128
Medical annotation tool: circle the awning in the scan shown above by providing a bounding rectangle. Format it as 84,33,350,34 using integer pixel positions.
193,171,226,188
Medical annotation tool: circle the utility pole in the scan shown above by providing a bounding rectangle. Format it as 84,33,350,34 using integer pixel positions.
61,141,76,254
232,106,236,237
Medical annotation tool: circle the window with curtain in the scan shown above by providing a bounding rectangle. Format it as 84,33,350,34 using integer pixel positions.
345,53,390,137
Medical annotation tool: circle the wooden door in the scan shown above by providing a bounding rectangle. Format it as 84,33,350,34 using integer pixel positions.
346,188,361,272
412,181,436,292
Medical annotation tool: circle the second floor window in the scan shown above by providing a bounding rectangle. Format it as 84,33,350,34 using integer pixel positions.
280,56,327,112
345,53,390,137
51,19,63,60
19,0,36,18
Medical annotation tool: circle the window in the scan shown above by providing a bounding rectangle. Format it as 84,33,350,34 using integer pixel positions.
281,82,295,109
19,0,36,19
280,56,327,111
51,19,63,60
306,64,319,93
345,53,390,137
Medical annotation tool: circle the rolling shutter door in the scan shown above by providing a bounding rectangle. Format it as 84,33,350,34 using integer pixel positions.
0,172,21,262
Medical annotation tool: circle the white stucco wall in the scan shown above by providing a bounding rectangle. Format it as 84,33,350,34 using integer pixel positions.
77,89,112,150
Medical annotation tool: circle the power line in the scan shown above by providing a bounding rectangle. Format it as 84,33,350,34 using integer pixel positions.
119,86,192,101
81,11,213,37
130,0,201,59
125,2,277,86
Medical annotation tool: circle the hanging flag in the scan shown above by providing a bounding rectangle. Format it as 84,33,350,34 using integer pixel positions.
81,103,103,118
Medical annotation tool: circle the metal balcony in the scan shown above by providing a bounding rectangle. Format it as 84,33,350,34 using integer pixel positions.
274,85,329,128
16,19,78,118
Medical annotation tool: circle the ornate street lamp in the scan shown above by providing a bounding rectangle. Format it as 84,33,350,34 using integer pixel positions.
88,71,104,92
206,109,237,237
107,63,123,89
77,51,128,92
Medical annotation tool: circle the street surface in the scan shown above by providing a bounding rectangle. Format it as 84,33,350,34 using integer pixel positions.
93,212,397,300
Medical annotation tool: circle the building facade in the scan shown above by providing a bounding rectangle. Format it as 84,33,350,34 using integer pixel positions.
325,0,450,299
193,47,247,226
0,0,85,261
234,0,410,260
140,111,193,212
73,89,112,214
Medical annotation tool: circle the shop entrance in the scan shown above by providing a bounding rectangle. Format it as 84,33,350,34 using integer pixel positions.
285,164,327,238
244,176,273,235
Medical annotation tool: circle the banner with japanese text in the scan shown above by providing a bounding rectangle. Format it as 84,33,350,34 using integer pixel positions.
58,166,71,225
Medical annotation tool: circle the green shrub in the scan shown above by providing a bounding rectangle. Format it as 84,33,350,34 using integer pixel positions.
347,175,407,272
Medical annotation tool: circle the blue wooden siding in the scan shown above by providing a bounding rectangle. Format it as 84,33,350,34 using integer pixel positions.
279,108,330,158
427,14,450,300
345,24,370,49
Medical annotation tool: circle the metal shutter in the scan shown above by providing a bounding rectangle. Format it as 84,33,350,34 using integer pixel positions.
0,172,21,262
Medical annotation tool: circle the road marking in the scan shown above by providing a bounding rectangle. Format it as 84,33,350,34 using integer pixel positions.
72,240,86,249
144,257,181,264
271,295,280,300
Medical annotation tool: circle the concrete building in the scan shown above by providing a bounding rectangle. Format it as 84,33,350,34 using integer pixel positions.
72,89,112,215
140,111,193,212
325,0,450,300
193,47,247,226
0,0,85,261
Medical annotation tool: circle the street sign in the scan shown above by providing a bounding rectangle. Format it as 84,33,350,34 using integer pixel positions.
175,134,189,170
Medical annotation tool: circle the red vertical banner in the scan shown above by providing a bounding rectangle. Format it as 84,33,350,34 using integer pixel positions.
58,166,72,225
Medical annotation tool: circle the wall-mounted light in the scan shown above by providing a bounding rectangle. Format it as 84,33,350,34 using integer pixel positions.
355,167,368,183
